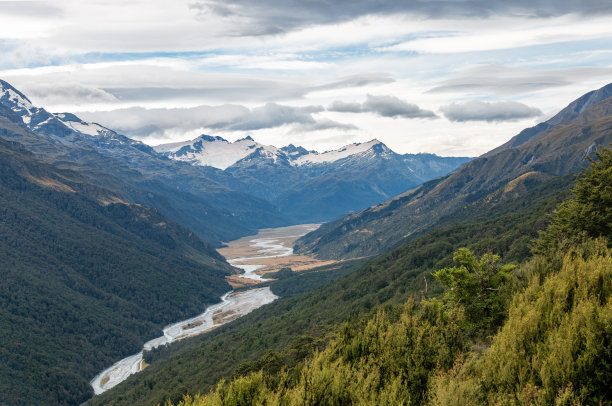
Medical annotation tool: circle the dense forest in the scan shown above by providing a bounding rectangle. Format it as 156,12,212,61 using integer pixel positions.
160,148,612,404
0,137,234,405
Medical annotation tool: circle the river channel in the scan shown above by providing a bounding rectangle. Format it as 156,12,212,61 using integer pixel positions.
90,224,319,395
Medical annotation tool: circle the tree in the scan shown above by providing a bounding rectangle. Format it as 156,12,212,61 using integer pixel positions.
433,248,514,334
536,145,612,255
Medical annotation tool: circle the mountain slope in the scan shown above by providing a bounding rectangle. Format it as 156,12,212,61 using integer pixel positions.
0,135,238,405
484,82,612,156
0,80,288,245
157,135,471,222
276,148,471,222
296,84,612,259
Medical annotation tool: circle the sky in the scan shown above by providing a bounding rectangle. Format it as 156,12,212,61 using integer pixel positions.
1,0,612,156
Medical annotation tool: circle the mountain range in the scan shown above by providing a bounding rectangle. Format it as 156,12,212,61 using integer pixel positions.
0,79,287,246
1,79,470,234
156,135,471,222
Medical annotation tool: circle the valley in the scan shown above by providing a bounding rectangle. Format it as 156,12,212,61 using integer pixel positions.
86,84,612,406
1,20,611,403
90,223,327,395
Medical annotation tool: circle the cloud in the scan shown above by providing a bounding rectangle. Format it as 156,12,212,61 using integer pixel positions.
328,94,437,119
20,83,118,106
0,1,63,18
224,103,323,131
77,102,353,142
428,66,612,96
3,63,400,110
189,0,612,36
310,73,395,92
291,119,357,133
2,64,309,106
104,73,394,104
380,16,612,54
363,95,437,118
440,100,543,122
328,101,363,113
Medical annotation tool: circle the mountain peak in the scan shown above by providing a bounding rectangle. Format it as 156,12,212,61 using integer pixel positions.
280,144,311,158
0,79,36,117
200,134,228,143
1,80,123,140
156,134,264,169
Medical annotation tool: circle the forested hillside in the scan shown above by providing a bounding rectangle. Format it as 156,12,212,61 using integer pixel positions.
0,137,234,405
163,148,612,405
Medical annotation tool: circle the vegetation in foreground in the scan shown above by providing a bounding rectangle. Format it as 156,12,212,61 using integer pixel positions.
166,148,612,405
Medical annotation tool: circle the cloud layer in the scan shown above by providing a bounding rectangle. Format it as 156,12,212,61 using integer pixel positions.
78,102,353,142
440,100,543,122
190,0,612,36
2,0,611,156
329,95,437,119
428,66,612,96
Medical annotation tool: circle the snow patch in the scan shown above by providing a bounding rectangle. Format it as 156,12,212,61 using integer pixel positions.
156,136,277,169
5,88,34,112
294,139,382,165
61,120,104,136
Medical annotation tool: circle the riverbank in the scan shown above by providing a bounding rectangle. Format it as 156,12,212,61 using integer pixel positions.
219,224,336,288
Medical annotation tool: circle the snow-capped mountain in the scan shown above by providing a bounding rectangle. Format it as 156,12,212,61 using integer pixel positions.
157,134,472,222
0,79,288,244
156,135,277,170
0,80,147,149
155,135,394,169
293,139,385,166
